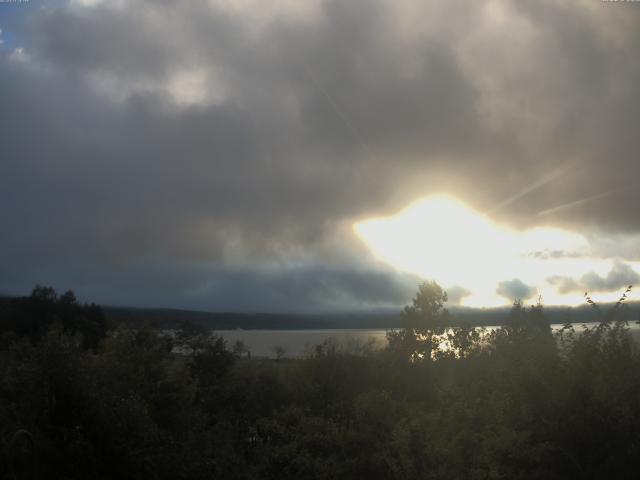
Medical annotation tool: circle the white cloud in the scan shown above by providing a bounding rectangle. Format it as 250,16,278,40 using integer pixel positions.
355,196,640,307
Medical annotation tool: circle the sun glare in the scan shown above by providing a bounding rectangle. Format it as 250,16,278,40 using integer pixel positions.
354,196,636,307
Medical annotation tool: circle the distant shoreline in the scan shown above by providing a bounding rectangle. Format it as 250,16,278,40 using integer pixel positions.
104,303,639,331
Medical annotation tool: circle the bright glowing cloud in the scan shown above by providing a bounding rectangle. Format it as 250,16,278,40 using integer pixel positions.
354,196,640,307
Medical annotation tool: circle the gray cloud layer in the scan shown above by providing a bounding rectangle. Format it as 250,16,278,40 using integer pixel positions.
1,0,639,310
446,285,472,305
496,279,537,302
548,262,639,295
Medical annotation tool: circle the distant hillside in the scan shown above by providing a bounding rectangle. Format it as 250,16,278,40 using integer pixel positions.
3,289,636,331
104,302,639,330
104,307,402,330
451,303,638,327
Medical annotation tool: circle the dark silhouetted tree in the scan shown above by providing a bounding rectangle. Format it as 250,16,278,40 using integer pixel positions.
387,280,450,361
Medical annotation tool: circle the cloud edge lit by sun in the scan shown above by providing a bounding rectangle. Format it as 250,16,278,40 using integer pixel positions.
354,196,640,308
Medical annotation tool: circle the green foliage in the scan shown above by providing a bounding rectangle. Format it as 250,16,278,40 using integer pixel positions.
1,283,640,478
0,286,107,350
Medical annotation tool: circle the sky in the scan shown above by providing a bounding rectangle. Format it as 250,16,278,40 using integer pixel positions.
1,0,639,313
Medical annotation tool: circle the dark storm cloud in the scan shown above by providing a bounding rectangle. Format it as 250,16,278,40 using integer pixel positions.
1,0,639,310
495,1,640,231
496,279,537,301
0,258,420,313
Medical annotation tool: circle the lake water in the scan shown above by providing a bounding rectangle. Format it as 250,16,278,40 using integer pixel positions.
214,322,640,358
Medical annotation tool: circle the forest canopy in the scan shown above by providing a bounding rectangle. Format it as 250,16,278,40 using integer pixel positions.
0,283,639,479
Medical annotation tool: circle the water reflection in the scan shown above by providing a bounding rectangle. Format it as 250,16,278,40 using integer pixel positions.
213,322,640,358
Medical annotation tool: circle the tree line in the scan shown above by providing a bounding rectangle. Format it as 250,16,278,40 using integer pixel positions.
1,282,639,479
